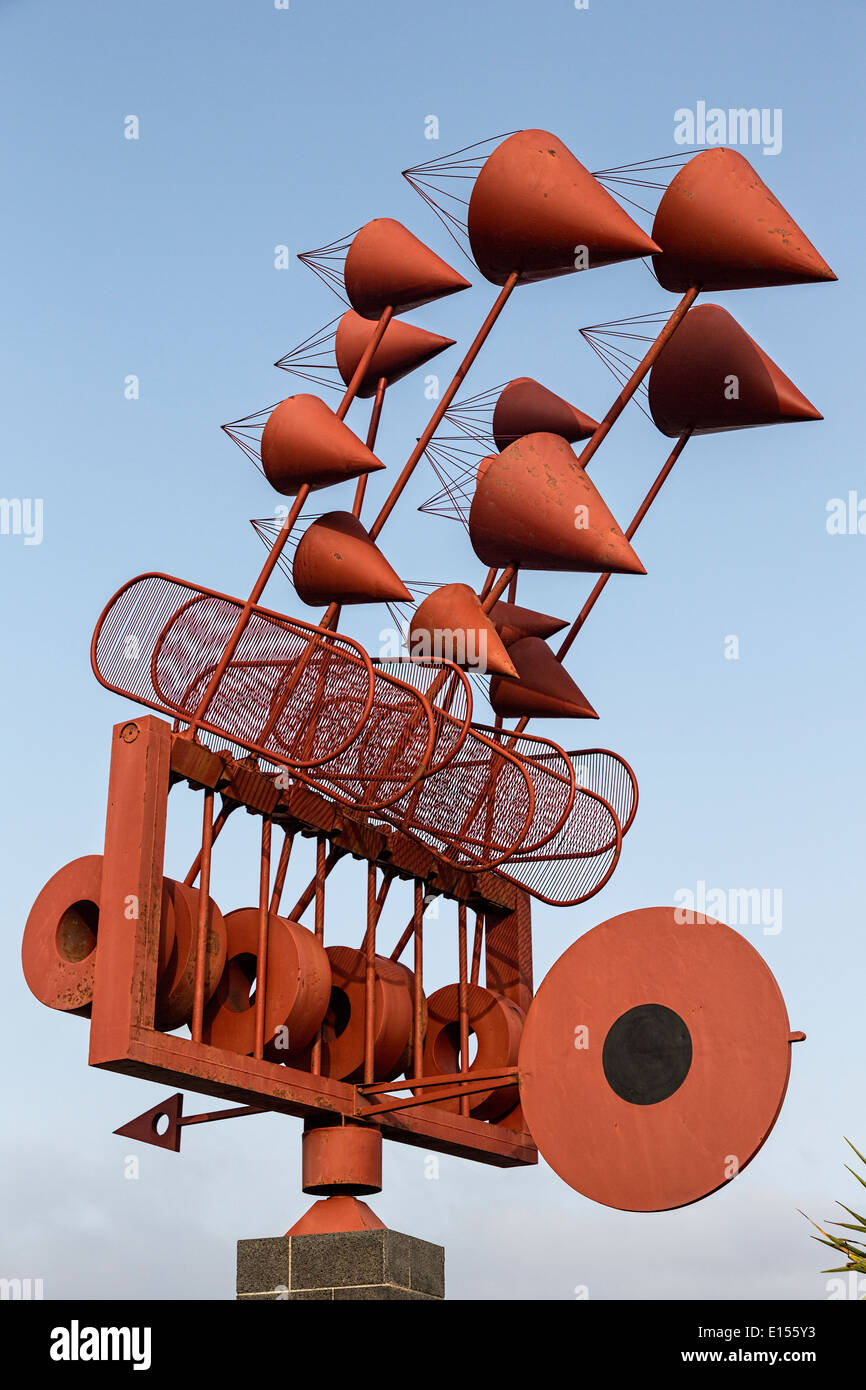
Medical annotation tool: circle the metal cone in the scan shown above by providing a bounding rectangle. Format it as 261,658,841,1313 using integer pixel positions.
335,310,455,398
490,637,598,719
469,433,646,574
409,583,518,677
652,148,836,292
293,512,412,606
344,218,471,320
468,130,661,286
489,599,568,645
261,394,386,495
493,377,598,451
649,304,822,436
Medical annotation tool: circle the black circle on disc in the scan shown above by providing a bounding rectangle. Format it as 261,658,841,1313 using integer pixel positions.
602,1003,692,1106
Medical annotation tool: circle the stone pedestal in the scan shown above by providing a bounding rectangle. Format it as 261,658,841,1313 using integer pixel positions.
237,1228,445,1301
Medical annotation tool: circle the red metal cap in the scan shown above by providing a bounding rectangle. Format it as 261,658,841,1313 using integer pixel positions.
492,377,598,451
489,599,568,646
649,304,822,436
468,130,661,286
344,218,471,320
490,637,598,719
335,310,455,398
519,906,795,1211
409,583,518,677
293,512,412,607
261,395,386,495
652,148,836,292
469,433,646,574
286,1196,386,1237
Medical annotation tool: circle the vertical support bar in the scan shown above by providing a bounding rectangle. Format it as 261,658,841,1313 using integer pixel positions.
89,716,172,1065
458,903,470,1118
412,880,424,1080
190,788,215,1043
253,817,272,1061
310,834,327,1077
364,863,377,1085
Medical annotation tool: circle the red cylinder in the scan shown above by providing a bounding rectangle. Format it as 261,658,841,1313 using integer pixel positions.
301,1123,383,1196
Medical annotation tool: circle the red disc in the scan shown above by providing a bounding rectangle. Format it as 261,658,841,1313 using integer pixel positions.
519,907,796,1211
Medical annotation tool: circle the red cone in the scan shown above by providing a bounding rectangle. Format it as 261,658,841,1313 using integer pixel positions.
335,310,455,398
490,637,598,719
293,512,411,606
469,433,645,574
493,377,598,450
649,304,822,436
344,218,471,320
489,599,568,646
261,394,385,495
468,130,661,286
409,583,517,677
652,148,836,292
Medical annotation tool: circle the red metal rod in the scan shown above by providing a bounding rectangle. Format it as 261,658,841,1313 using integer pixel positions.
479,566,497,601
184,305,394,736
183,802,233,886
390,914,415,963
478,287,699,612
510,429,694,740
268,829,294,915
311,834,327,1077
190,788,215,1043
352,375,388,519
286,846,341,922
556,428,693,663
337,310,392,423
458,903,470,1117
368,272,520,542
481,562,517,613
364,863,377,1085
358,1065,517,1095
180,1105,266,1126
413,879,424,1081
360,1073,518,1118
575,284,699,472
470,912,484,987
184,486,310,736
253,817,272,1061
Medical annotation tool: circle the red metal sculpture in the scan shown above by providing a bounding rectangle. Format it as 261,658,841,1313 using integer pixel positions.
21,129,833,1250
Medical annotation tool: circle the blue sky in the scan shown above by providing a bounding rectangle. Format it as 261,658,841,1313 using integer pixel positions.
2,0,865,1300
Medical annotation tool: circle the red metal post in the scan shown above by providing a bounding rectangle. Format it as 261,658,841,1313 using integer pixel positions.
413,879,424,1081
190,787,215,1044
458,903,470,1117
364,863,377,1085
253,817,272,1061
310,834,327,1077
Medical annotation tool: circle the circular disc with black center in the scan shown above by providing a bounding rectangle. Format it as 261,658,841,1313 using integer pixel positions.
518,907,798,1211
